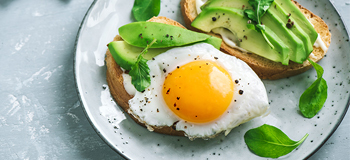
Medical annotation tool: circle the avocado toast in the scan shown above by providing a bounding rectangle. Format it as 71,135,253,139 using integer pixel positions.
105,16,223,137
181,0,331,79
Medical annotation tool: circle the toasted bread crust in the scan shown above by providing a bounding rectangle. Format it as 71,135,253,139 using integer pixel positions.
105,17,186,136
181,0,331,79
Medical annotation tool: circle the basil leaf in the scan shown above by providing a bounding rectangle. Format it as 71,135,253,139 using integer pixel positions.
244,124,309,158
129,39,157,92
299,59,328,118
244,0,275,48
132,0,160,21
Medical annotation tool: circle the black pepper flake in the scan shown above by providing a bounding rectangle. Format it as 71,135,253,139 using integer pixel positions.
177,97,180,100
102,86,106,90
157,109,159,112
223,13,225,15
234,100,237,102
163,68,167,73
195,115,198,117
235,80,239,84
174,103,177,107
139,33,142,37
166,88,171,94
166,34,169,38
239,90,244,95
176,108,180,110
140,109,143,111
212,17,217,21
244,35,247,40
194,58,197,60
152,57,155,60
288,13,291,17
286,20,294,29
239,39,242,42
177,66,180,69
184,126,187,129
206,63,208,65
141,90,145,93
170,36,173,40
214,57,218,60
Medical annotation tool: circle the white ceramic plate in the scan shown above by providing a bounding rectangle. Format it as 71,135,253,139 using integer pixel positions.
74,0,350,159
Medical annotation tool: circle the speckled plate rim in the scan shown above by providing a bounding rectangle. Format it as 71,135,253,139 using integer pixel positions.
297,0,350,158
72,0,350,159
73,1,129,159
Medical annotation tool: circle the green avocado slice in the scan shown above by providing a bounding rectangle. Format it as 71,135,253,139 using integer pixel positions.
192,7,290,65
108,41,168,71
261,10,306,63
274,0,318,45
271,0,316,61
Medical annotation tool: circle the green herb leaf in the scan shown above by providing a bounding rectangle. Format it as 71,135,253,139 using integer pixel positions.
244,9,258,22
299,59,328,118
244,124,309,158
132,0,160,21
244,0,275,48
129,39,157,92
248,0,274,18
119,22,222,49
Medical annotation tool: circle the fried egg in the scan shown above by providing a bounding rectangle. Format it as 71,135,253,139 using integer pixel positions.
124,43,269,139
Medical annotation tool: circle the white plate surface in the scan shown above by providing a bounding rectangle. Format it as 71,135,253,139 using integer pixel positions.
74,0,350,159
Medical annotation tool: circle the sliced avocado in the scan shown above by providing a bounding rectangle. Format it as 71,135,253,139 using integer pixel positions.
262,10,306,63
198,0,317,63
108,41,168,70
192,7,289,65
274,0,318,46
201,0,252,11
269,1,314,62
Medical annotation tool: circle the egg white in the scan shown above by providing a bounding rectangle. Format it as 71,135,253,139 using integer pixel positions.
125,43,269,139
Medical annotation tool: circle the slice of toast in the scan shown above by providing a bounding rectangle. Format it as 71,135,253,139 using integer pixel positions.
181,0,331,79
105,16,186,136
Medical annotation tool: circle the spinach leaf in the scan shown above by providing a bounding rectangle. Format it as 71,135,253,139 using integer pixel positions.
299,59,328,118
244,0,274,48
132,0,161,21
119,22,222,49
244,124,309,158
128,39,157,92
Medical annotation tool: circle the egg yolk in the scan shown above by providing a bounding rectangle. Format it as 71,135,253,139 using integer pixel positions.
162,60,234,123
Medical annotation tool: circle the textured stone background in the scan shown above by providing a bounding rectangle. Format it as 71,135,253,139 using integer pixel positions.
0,0,349,159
